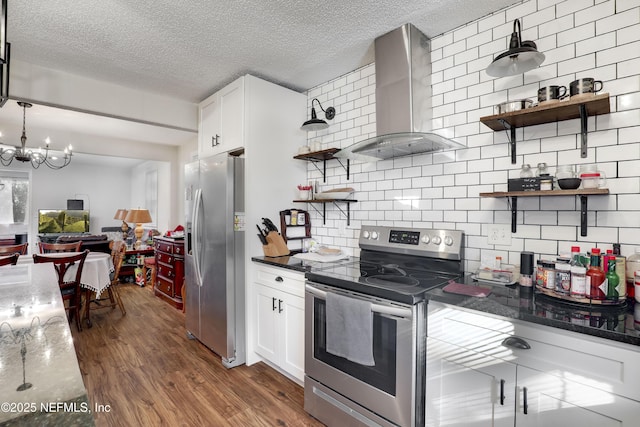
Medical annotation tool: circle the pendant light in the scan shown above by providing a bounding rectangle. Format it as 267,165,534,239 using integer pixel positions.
486,19,545,77
301,98,335,131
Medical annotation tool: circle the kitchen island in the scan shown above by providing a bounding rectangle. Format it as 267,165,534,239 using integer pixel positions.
0,263,94,426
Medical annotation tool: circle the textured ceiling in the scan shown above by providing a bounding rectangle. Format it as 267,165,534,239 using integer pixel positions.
0,0,521,165
9,0,520,103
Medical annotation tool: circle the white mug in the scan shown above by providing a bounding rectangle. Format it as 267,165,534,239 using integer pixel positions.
312,141,322,152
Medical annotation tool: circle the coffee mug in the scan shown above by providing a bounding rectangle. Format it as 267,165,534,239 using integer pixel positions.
570,78,603,96
538,85,567,103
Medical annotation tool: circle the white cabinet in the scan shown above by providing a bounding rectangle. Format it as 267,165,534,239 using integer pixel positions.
427,337,516,427
198,77,244,157
253,264,305,382
516,365,640,427
427,301,640,427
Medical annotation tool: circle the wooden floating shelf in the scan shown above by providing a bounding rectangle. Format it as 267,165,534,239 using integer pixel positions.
479,93,611,162
480,188,609,237
479,188,609,198
293,148,350,182
292,199,357,226
479,93,611,131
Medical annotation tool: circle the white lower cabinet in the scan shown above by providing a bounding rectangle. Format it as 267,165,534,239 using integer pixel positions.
253,265,305,382
427,337,516,427
426,301,640,427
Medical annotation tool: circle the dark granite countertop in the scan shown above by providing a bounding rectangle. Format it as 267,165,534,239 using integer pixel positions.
426,275,640,347
251,255,353,273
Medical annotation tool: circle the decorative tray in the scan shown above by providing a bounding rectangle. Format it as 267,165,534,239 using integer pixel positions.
535,285,627,306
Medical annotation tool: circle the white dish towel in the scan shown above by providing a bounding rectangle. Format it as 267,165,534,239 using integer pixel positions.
325,292,375,366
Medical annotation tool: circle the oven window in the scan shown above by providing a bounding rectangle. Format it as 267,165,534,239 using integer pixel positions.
313,298,397,395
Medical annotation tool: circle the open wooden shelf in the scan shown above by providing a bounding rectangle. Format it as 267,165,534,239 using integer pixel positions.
480,93,611,163
480,188,609,237
293,148,350,182
479,188,609,198
292,199,357,226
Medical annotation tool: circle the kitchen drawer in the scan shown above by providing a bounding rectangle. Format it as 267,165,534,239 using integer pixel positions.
157,263,176,280
254,264,305,297
428,301,640,401
156,251,174,265
156,277,174,297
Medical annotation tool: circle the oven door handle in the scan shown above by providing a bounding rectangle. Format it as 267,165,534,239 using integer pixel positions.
305,284,412,318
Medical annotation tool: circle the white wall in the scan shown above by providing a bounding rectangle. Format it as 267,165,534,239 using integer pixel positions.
304,0,640,273
28,161,133,249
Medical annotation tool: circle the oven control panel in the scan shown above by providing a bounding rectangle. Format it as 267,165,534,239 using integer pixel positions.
360,226,463,260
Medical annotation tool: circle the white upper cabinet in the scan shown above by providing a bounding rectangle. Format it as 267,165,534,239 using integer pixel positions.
198,77,245,157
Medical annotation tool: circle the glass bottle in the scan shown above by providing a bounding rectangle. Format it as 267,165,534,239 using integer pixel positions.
586,248,606,300
605,256,619,301
570,246,586,297
612,243,626,300
520,164,533,178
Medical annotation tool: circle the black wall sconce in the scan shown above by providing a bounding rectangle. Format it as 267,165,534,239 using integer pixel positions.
486,18,545,77
301,98,335,131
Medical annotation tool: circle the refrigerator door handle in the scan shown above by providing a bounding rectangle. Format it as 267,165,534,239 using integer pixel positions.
192,188,204,286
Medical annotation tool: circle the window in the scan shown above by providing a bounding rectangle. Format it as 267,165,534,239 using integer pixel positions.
0,170,30,237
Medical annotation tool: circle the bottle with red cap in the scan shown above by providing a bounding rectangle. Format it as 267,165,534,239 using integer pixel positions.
586,248,606,300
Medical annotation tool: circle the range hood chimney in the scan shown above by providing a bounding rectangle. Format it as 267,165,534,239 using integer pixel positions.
336,24,465,162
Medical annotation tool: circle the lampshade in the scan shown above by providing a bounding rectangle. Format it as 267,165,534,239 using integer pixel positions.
113,209,128,220
125,209,152,224
125,209,152,249
301,98,335,131
486,19,545,77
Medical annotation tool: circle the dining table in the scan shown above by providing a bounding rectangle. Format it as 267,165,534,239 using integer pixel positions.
17,252,114,328
0,263,95,426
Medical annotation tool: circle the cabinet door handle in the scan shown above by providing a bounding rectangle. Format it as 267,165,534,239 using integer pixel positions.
523,386,528,414
501,336,531,350
272,297,277,311
278,299,283,313
212,134,220,147
500,379,505,405
275,276,284,282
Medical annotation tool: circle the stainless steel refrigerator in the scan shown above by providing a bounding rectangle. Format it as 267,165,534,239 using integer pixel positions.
184,154,245,368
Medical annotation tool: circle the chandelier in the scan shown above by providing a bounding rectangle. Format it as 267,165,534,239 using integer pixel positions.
0,101,73,169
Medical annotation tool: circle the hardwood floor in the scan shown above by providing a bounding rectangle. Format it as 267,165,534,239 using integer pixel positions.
71,283,325,427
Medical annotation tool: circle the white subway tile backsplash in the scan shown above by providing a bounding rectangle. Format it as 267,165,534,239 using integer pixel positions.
556,0,594,17
596,8,639,35
302,0,640,274
575,32,616,56
597,40,640,66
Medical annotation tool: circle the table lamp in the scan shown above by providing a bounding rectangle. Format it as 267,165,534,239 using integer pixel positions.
124,209,152,249
113,209,129,240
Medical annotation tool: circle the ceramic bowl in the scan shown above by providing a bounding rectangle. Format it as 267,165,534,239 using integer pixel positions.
558,178,581,190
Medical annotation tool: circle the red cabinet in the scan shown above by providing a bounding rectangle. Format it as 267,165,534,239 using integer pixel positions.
153,237,184,309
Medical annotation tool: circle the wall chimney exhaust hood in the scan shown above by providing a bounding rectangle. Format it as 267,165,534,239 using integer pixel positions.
336,24,465,162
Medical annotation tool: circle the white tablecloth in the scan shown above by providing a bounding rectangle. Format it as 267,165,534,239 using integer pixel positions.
18,252,114,297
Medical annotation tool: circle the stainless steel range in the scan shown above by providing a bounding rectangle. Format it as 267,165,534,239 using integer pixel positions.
304,226,464,427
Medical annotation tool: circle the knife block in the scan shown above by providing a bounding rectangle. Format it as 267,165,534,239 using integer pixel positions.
262,231,290,257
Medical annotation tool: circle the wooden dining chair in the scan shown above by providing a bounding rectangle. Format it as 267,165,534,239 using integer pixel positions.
88,240,127,316
38,241,82,253
0,253,20,266
33,250,89,331
0,243,28,255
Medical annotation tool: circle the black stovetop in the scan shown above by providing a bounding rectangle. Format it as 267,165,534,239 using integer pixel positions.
306,250,463,304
